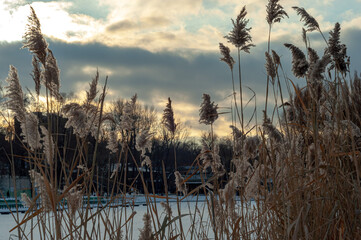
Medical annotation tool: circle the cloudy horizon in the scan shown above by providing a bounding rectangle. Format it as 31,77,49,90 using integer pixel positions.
1,0,360,137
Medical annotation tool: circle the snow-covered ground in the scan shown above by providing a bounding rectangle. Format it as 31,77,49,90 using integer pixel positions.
1,202,207,239
0,195,254,239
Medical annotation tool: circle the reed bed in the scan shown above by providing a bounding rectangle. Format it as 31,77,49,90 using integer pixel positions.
1,1,361,239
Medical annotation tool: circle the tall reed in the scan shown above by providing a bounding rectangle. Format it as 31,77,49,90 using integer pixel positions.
2,4,361,240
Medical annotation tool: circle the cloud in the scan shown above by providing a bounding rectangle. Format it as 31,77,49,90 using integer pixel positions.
0,39,270,136
0,1,105,42
106,20,136,32
1,0,361,137
1,24,361,137
102,0,203,19
2,0,360,53
106,16,171,32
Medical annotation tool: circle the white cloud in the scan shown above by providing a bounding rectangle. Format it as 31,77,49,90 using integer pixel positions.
0,1,28,42
81,65,114,76
0,1,104,42
1,0,360,53
342,16,361,30
102,0,203,20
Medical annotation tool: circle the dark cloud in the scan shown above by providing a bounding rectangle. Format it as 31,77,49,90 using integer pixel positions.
0,41,33,86
106,17,171,33
156,32,176,40
143,16,171,27
106,20,137,32
0,38,280,130
0,27,360,132
343,27,361,72
137,32,176,46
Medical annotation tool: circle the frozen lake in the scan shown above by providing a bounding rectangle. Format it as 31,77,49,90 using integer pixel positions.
1,202,212,239
0,195,255,239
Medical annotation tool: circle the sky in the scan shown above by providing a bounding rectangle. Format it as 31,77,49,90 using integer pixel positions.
0,0,360,137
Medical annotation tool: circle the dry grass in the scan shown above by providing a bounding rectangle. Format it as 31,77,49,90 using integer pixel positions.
1,2,361,240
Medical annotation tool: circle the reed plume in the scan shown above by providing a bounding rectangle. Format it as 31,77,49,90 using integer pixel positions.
308,54,331,81
262,111,283,143
266,0,288,25
4,65,26,122
65,186,83,218
199,94,218,125
120,95,137,132
284,43,309,78
22,6,48,65
29,170,53,211
21,112,41,150
106,130,118,153
200,140,224,176
174,171,187,195
160,201,172,217
135,124,153,167
219,176,237,215
230,125,244,139
230,125,245,154
62,103,88,138
138,213,153,240
265,52,276,81
20,193,32,208
243,135,260,159
302,28,308,46
31,56,41,96
135,128,153,157
162,97,177,135
219,43,241,125
40,125,54,165
225,5,255,131
86,70,99,104
225,6,255,53
44,49,62,101
327,22,348,74
272,50,280,66
292,6,320,32
328,22,342,56
23,6,64,101
264,0,287,115
307,47,321,80
307,48,319,66
244,165,264,201
141,156,151,168
219,43,235,70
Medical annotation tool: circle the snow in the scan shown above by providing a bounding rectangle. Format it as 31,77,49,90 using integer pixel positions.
0,195,255,239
